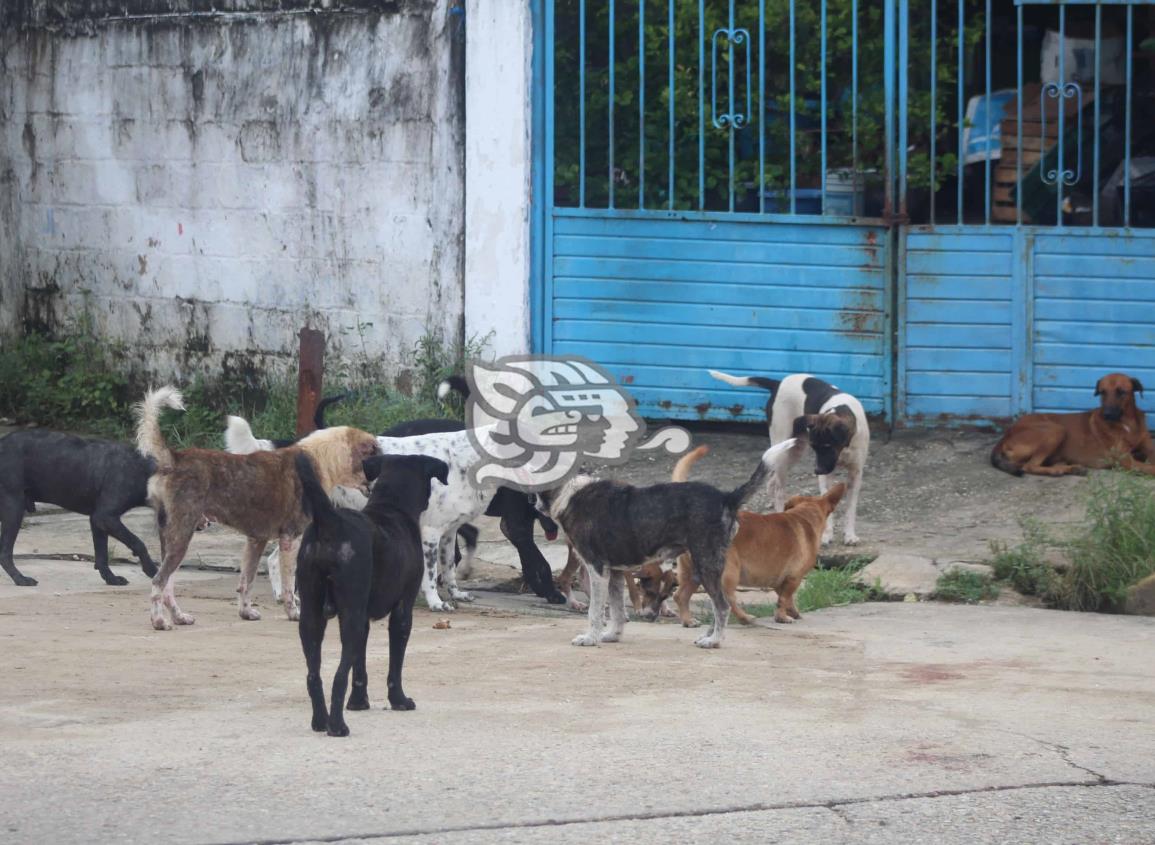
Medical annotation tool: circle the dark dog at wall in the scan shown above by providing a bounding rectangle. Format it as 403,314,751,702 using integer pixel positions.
990,373,1155,477
296,452,448,737
0,430,161,586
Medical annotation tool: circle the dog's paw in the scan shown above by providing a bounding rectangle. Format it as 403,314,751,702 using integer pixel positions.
151,615,172,631
327,721,350,738
774,614,794,624
681,618,702,628
693,634,722,649
239,606,261,621
171,610,196,626
571,632,599,647
449,588,475,602
842,533,860,546
1069,466,1089,477
568,599,589,613
600,631,621,643
311,713,329,732
545,590,568,605
140,561,159,578
346,696,370,712
100,571,130,586
283,604,300,622
389,696,416,711
13,574,38,587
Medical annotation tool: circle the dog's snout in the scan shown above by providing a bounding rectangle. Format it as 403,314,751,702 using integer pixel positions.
1102,406,1123,421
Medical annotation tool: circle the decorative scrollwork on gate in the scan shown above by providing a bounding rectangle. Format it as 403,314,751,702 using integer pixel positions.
1040,81,1082,187
710,28,752,130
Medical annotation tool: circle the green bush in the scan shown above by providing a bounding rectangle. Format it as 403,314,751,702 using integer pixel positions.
1061,473,1155,612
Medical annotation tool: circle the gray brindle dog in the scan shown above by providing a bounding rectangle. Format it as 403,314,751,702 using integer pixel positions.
537,439,797,649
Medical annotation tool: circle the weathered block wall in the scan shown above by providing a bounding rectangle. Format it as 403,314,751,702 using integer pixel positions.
0,0,464,385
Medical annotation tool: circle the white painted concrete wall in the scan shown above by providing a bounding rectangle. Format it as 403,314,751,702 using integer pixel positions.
463,0,534,358
0,4,465,384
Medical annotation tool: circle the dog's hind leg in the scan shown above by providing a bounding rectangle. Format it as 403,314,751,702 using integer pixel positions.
93,512,159,578
0,497,36,586
266,546,283,601
297,564,329,732
237,538,268,621
420,529,451,612
572,561,608,647
455,524,479,580
442,532,474,603
602,570,628,643
325,609,367,737
89,517,129,586
673,555,701,628
386,599,417,710
278,537,301,621
692,552,730,649
151,522,196,630
346,620,371,711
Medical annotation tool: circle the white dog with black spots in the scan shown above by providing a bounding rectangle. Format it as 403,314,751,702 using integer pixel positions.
225,417,501,612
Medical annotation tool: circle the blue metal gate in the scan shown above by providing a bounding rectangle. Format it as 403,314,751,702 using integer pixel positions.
534,0,900,422
533,0,1155,426
896,0,1155,426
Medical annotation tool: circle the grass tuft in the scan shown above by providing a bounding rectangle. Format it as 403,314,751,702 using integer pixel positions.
932,568,999,604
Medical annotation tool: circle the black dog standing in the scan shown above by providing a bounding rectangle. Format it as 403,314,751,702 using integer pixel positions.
295,452,448,737
0,430,160,586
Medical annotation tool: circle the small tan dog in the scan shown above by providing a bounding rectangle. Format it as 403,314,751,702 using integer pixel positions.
670,446,845,626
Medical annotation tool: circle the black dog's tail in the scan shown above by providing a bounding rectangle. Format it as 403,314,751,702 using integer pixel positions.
312,393,348,431
708,369,781,393
296,453,340,536
437,375,471,402
725,438,799,511
989,441,1024,477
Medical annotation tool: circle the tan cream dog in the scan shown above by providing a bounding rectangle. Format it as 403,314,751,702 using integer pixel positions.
670,446,844,626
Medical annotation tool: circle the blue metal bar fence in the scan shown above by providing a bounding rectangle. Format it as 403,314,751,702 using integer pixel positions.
578,0,585,207
1124,1,1133,227
789,0,796,214
899,0,909,217
820,0,827,212
608,0,615,209
698,0,704,210
956,0,963,223
1092,2,1101,227
639,0,645,209
758,0,765,214
929,0,936,224
668,0,674,210
984,0,991,224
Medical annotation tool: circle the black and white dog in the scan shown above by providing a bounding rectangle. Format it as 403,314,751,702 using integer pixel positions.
0,430,160,586
295,451,448,737
709,371,869,545
539,438,797,649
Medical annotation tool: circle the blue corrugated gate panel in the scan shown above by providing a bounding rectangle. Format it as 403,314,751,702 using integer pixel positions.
1032,232,1155,426
902,229,1017,422
549,212,890,422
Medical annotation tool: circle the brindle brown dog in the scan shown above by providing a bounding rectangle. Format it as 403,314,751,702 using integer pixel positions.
990,373,1155,477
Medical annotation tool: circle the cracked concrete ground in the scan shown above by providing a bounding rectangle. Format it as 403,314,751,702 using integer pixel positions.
1,426,1153,843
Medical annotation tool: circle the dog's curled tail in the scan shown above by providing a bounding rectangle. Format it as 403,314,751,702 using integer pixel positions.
134,386,184,471
224,415,274,455
672,445,710,483
989,442,1024,477
312,393,347,431
726,438,799,510
708,369,781,393
295,453,339,534
437,374,471,403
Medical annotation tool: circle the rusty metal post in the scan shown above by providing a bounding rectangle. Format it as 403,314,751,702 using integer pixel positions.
296,328,324,437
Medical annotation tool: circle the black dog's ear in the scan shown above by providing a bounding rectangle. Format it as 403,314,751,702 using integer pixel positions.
792,415,815,437
1132,378,1144,397
362,455,386,482
1094,379,1104,396
425,457,449,487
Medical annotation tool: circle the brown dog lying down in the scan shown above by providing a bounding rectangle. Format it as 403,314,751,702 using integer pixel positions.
669,446,845,626
134,386,380,630
990,373,1155,477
